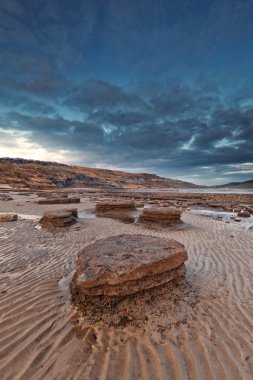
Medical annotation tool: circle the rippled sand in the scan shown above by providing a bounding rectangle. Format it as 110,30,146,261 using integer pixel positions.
0,194,253,379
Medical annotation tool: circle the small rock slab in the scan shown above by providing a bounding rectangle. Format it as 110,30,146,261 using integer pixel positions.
0,213,18,222
73,234,188,297
40,210,77,228
139,207,182,226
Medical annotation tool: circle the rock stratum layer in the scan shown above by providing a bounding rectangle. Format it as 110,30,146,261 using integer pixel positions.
73,234,188,297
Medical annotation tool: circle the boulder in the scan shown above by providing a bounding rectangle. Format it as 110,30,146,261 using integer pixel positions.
139,207,182,226
39,210,77,228
0,213,18,222
72,234,188,297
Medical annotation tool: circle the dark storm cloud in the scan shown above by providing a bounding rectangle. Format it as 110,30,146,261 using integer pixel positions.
2,79,252,180
5,112,104,146
1,0,253,183
0,75,70,100
64,80,148,111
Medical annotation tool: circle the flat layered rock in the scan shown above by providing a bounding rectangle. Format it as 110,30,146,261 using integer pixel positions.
73,234,188,297
96,200,136,213
0,213,18,222
36,196,80,205
40,210,77,228
139,207,182,226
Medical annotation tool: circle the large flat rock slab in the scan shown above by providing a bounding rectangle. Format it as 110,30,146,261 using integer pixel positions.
73,234,188,297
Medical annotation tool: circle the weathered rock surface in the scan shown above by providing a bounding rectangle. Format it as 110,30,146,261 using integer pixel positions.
0,213,18,222
39,210,77,228
139,207,182,226
73,234,188,297
36,196,80,205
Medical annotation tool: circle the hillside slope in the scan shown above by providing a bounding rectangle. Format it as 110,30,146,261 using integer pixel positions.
0,158,201,190
217,179,253,189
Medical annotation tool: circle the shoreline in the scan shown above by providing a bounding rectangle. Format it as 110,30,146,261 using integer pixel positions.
0,191,253,379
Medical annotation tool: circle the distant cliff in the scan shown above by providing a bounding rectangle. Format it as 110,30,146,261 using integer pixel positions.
0,157,202,189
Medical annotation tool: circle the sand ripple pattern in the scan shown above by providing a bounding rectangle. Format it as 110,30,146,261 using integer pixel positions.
0,211,253,379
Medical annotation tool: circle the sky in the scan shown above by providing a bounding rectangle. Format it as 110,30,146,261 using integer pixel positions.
0,0,253,185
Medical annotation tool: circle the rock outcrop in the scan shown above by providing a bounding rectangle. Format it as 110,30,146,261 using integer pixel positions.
72,234,188,298
139,207,182,226
39,209,77,228
0,213,18,222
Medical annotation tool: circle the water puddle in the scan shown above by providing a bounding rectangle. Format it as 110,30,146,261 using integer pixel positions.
188,208,253,230
58,270,75,306
18,214,41,221
78,211,96,219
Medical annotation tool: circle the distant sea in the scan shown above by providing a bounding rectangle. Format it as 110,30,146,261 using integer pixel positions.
123,188,253,195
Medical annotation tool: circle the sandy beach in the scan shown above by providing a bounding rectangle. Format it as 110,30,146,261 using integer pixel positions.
0,192,253,380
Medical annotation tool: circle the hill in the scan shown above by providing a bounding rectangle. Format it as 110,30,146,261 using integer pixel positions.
217,179,253,189
0,158,201,190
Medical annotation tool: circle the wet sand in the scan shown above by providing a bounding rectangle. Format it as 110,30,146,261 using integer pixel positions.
0,193,253,379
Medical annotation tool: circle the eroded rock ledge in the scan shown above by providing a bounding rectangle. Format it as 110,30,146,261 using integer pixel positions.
139,207,182,226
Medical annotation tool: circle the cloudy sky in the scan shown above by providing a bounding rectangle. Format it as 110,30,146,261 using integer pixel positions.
1,0,253,185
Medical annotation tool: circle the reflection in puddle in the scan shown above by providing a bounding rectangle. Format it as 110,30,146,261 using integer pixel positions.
18,214,40,221
78,211,96,219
